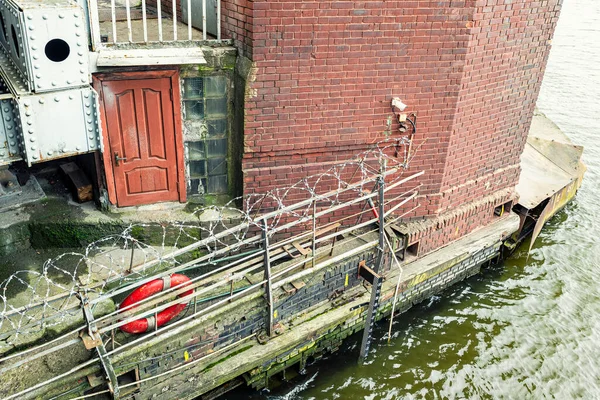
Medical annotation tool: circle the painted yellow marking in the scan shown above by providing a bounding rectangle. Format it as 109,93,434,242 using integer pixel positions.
274,310,278,319
184,350,190,362
344,273,349,287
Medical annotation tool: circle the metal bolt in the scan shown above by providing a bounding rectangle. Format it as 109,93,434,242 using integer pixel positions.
29,35,35,41
89,135,94,139
8,134,13,138
75,146,80,151
28,25,34,31
68,95,74,100
59,13,64,19
54,97,60,102
42,14,48,20
0,151,5,157
30,146,35,150
29,137,35,142
47,151,52,156
9,141,14,146
28,129,34,134
32,155,37,160
39,99,44,104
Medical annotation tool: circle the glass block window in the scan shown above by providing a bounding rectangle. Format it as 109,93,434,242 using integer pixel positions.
183,76,229,196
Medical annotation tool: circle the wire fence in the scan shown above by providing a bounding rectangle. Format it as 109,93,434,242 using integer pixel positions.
0,136,416,352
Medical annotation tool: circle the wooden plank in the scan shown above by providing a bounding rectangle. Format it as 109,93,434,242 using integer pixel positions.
292,241,310,256
60,162,93,203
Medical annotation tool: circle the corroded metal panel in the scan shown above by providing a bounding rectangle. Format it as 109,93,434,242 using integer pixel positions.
0,77,21,165
16,87,101,165
0,0,90,94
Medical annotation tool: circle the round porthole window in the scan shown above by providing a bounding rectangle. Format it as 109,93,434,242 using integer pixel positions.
11,25,19,57
45,38,70,62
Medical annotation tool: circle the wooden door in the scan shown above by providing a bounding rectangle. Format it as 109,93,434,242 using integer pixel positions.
96,72,185,206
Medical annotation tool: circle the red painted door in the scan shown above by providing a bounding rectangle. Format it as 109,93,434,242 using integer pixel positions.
100,77,181,206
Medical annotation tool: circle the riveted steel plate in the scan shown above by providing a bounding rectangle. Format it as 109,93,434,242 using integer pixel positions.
0,0,90,93
17,87,101,165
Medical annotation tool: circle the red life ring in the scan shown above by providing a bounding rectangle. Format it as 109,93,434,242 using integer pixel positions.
118,273,194,334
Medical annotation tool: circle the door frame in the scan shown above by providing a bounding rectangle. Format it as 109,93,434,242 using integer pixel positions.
92,69,186,206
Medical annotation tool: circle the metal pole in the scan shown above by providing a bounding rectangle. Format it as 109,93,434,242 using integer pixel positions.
312,200,317,268
262,220,273,337
172,0,177,40
359,161,386,360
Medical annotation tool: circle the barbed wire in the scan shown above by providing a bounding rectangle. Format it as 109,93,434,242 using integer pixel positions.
0,136,414,351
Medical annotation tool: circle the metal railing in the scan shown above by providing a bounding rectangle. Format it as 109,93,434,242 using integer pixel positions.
87,0,221,48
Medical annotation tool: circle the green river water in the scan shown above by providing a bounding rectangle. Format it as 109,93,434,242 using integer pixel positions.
233,0,600,398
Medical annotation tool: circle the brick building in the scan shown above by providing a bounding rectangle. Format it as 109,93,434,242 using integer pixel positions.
225,0,560,255
0,0,560,254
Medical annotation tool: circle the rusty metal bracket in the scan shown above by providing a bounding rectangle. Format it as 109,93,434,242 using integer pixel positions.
81,296,120,398
357,260,380,285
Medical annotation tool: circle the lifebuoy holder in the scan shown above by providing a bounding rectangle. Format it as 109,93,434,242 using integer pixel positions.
118,273,194,334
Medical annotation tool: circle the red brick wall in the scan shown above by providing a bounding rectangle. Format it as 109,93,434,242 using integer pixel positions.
233,1,476,213
438,0,561,213
221,0,254,58
223,0,561,248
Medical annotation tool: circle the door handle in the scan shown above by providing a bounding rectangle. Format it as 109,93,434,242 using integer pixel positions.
114,152,127,166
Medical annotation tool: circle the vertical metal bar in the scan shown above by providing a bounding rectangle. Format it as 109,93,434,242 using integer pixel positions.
329,225,339,256
189,0,194,40
172,0,177,40
201,0,206,40
125,0,132,42
111,0,117,43
128,243,135,273
312,200,317,268
87,0,102,51
262,220,273,337
157,0,163,42
359,163,387,361
217,0,221,40
142,0,148,42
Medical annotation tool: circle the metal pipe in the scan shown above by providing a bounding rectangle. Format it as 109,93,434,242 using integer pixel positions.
217,0,221,40
157,0,163,42
262,220,273,336
190,0,194,40
172,0,177,40
142,0,148,42
201,0,206,40
111,0,117,43
125,0,132,42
